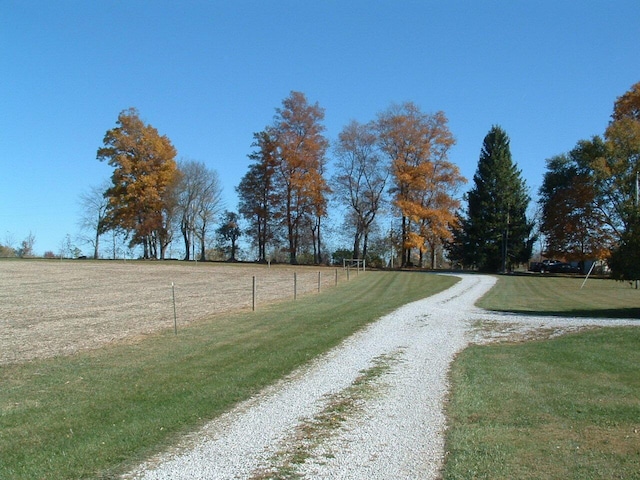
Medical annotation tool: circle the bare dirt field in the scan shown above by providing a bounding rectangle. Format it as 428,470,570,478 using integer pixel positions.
0,260,351,365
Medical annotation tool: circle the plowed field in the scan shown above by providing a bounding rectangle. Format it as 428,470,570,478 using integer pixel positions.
0,260,348,365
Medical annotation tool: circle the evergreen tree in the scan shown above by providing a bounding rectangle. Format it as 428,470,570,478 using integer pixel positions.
237,131,278,263
454,126,534,272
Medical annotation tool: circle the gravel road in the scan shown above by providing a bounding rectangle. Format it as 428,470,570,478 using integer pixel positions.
125,274,638,480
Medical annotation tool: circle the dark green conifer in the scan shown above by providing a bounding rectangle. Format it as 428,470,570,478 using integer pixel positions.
454,126,535,272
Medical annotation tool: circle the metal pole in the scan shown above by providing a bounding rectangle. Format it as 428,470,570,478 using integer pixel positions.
294,272,297,300
252,276,256,311
318,271,321,293
172,282,177,335
580,261,597,289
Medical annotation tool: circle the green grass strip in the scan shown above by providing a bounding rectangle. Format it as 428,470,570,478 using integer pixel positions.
478,275,640,318
0,271,456,479
444,327,640,480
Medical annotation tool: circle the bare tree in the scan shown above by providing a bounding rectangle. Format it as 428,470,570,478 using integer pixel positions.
333,120,389,260
17,232,36,258
78,181,110,259
176,159,224,261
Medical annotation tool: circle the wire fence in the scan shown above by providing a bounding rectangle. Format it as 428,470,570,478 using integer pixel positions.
1,261,359,364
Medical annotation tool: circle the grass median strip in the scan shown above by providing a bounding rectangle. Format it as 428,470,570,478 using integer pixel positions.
0,271,456,479
250,351,404,480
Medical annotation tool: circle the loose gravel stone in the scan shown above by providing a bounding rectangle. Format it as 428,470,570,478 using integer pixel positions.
125,274,638,480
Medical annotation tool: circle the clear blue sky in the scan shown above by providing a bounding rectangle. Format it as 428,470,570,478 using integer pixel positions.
1,1,639,256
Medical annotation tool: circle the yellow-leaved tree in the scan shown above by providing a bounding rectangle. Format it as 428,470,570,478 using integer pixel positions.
376,103,465,267
270,91,330,264
97,108,179,259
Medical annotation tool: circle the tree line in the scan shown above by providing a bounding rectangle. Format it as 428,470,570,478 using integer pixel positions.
88,108,224,261
237,93,465,267
3,83,638,280
83,92,470,267
536,81,640,280
447,80,640,279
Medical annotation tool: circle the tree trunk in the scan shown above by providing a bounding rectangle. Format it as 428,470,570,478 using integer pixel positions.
94,231,100,259
430,241,437,269
362,231,369,260
287,215,297,265
257,215,265,262
286,189,297,265
352,231,361,260
230,238,237,261
199,223,207,262
199,236,206,262
317,217,322,264
401,215,409,266
182,224,190,261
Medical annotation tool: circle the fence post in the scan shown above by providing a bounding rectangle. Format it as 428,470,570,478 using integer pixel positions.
252,276,256,311
294,272,297,300
171,282,177,335
318,271,321,293
335,268,338,286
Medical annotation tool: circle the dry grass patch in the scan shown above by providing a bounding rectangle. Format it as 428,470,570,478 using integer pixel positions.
0,259,349,364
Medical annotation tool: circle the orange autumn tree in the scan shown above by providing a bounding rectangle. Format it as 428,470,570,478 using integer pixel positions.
97,108,179,259
414,159,467,268
538,81,640,278
269,91,330,264
539,149,613,263
376,103,464,267
603,81,640,279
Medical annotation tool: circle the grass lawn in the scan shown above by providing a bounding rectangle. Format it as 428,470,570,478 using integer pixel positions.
444,328,640,480
477,274,640,318
444,275,640,479
0,271,456,479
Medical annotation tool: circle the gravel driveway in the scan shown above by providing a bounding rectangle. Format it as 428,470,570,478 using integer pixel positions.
125,274,638,479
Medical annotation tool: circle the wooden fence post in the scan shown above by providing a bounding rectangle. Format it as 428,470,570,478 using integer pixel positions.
252,276,256,311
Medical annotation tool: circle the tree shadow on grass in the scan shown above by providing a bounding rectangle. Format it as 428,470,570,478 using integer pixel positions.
489,307,640,320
